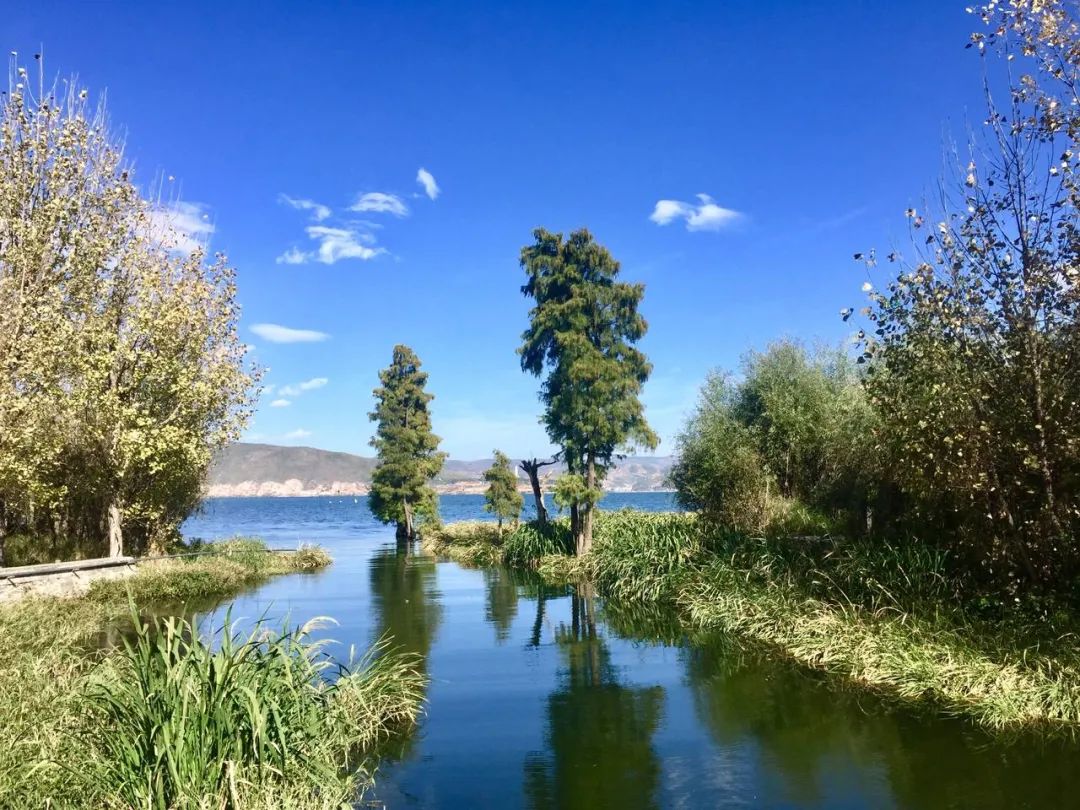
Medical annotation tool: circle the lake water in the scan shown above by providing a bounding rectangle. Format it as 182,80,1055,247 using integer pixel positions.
182,495,1078,809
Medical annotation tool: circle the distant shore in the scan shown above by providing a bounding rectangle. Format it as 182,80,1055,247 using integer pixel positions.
204,481,675,498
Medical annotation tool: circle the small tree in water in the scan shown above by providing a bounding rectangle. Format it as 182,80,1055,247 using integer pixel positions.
519,228,657,555
368,345,446,542
483,450,523,532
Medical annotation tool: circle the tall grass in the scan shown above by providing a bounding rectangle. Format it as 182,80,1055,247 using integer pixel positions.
82,609,424,808
586,511,705,602
0,537,425,808
87,539,331,606
503,520,573,567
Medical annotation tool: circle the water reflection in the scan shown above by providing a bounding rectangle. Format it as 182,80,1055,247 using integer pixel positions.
685,631,1077,809
483,567,519,643
524,586,665,810
367,546,442,762
368,546,442,662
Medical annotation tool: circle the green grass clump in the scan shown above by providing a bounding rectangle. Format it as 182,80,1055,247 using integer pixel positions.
503,520,573,567
586,511,705,602
81,610,424,808
0,536,421,808
678,559,1080,732
422,521,505,566
87,539,330,606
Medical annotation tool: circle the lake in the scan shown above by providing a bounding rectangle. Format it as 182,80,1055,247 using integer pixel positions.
182,495,1078,809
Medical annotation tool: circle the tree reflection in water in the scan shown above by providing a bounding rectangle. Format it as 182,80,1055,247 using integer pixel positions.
685,631,1077,809
524,585,664,810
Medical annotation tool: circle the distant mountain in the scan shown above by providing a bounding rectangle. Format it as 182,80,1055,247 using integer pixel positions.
205,442,673,497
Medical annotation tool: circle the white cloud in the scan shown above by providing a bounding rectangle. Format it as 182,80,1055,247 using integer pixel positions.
307,226,383,263
279,377,328,397
250,323,330,344
277,226,384,265
650,194,742,232
283,429,312,440
349,192,409,217
278,194,331,222
276,246,308,265
416,168,440,200
262,384,276,395
147,201,215,254
269,398,291,407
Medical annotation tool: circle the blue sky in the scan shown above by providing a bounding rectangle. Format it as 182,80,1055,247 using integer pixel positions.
11,1,984,459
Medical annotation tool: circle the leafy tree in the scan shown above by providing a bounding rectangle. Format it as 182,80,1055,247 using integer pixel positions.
855,0,1080,592
0,64,256,560
483,450,523,531
519,228,657,554
671,343,874,535
368,345,446,541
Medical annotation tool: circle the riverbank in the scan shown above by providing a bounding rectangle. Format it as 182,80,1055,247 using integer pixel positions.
425,513,1080,735
0,538,426,808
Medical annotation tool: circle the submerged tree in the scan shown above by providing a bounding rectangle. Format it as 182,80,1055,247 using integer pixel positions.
483,450,523,531
519,228,657,554
0,61,256,560
854,0,1080,591
368,345,446,542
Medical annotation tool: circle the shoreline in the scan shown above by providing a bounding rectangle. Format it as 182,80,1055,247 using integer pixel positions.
424,513,1080,736
203,484,676,498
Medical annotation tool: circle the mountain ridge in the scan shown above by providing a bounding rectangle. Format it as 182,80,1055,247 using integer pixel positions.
206,442,674,497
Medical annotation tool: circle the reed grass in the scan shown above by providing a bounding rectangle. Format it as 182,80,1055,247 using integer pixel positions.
81,610,424,808
0,537,424,808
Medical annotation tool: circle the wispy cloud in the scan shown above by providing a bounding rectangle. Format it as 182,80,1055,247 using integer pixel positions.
416,168,440,200
269,398,291,407
283,428,313,440
250,323,330,344
279,377,328,397
349,192,409,217
147,201,215,253
276,247,308,265
650,194,743,232
277,226,384,265
278,194,331,222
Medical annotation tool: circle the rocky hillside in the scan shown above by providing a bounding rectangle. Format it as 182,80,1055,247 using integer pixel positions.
205,443,673,497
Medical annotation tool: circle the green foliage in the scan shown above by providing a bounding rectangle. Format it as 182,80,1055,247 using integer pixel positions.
518,228,657,552
368,345,446,539
586,511,706,603
854,1,1080,593
0,538,420,808
482,450,523,528
0,65,257,562
81,611,424,809
87,539,329,606
503,519,574,567
551,472,601,514
672,342,874,535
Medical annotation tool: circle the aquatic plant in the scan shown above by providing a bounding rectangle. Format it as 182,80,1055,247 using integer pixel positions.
503,519,573,567
81,610,424,808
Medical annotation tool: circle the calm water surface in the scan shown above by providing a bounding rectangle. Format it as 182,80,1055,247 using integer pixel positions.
182,495,1078,809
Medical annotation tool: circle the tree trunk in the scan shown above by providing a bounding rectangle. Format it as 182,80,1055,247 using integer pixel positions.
402,499,414,540
578,455,597,556
107,501,124,558
520,459,550,525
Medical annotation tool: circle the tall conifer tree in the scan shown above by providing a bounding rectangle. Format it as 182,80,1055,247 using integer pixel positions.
519,228,657,554
368,345,446,541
